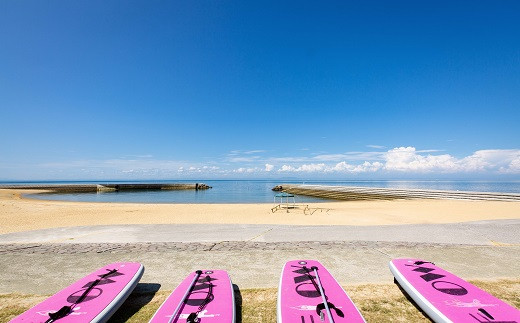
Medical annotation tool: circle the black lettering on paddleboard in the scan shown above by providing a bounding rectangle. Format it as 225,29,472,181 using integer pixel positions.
412,267,435,273
408,265,447,281
295,283,322,298
468,312,518,323
291,265,322,298
431,281,468,296
292,267,316,284
82,270,124,288
478,308,495,320
403,263,519,322
191,277,217,292
420,273,446,282
404,263,469,296
66,269,123,304
185,275,216,306
300,315,317,323
67,287,102,303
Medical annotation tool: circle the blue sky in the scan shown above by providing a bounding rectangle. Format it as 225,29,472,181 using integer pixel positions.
1,1,519,180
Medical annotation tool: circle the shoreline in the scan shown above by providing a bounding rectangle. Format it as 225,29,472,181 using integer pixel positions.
1,188,520,234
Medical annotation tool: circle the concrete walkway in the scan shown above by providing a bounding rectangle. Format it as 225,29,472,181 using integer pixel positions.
1,220,519,295
1,219,519,245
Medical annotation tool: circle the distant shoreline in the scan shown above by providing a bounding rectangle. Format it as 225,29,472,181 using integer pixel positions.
3,181,520,205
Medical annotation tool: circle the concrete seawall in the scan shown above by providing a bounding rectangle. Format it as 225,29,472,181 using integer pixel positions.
279,184,520,201
0,183,211,193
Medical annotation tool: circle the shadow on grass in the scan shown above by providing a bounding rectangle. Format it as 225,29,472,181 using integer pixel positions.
233,284,243,323
393,278,433,322
108,283,161,322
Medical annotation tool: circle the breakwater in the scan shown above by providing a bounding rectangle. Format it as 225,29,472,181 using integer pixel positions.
275,184,520,201
0,183,211,193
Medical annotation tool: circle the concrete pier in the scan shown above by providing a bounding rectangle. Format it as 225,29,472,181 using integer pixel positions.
277,184,520,201
0,183,211,193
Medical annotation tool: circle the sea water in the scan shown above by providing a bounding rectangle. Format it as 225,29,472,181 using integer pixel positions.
7,180,520,204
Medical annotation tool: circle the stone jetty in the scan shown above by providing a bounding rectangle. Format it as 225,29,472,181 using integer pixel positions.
274,184,520,201
0,183,211,193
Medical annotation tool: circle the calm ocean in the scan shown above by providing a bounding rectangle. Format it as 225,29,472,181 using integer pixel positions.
8,180,520,204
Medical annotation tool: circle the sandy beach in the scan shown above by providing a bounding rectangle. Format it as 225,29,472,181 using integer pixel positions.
1,189,520,234
1,188,520,321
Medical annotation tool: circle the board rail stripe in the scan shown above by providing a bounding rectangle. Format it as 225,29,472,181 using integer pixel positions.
93,263,144,323
389,260,453,323
168,270,202,323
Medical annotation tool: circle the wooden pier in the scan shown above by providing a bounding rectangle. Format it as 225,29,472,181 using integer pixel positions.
276,184,520,202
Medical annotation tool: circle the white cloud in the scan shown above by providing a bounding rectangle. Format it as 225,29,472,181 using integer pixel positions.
11,147,519,180
311,154,349,162
268,151,385,164
269,157,312,163
384,147,520,173
301,163,327,172
244,150,266,154
277,161,382,173
234,167,258,173
279,165,297,172
202,166,220,170
227,156,261,162
384,147,459,172
271,147,520,175
416,149,444,153
367,145,386,149
505,156,520,173
332,161,383,173
313,152,385,162
277,163,326,173
330,161,354,172
458,149,520,172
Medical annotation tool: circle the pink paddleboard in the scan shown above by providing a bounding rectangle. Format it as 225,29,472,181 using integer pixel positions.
390,258,520,322
11,262,144,323
277,260,365,323
149,270,235,323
